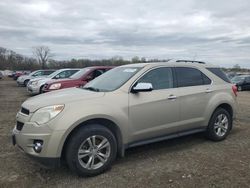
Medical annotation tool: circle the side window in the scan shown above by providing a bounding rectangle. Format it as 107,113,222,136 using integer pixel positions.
69,70,79,76
54,70,69,79
176,67,204,87
137,67,173,90
33,71,42,77
206,68,231,83
202,73,212,85
93,69,104,79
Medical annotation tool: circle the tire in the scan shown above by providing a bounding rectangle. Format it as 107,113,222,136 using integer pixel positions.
206,108,232,141
24,80,29,87
39,85,44,94
237,86,242,91
65,124,117,177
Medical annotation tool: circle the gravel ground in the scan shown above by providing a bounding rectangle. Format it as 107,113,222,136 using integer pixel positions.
0,78,250,188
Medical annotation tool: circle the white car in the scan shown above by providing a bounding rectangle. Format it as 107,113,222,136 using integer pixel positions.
27,69,80,95
17,70,55,86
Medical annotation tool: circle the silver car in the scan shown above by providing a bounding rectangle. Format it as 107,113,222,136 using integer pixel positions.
27,69,80,95
13,60,237,176
17,70,55,86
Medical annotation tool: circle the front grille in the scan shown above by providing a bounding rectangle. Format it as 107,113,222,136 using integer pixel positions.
21,107,29,115
16,121,24,131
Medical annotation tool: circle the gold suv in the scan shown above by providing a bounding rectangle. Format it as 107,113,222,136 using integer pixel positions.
12,60,238,176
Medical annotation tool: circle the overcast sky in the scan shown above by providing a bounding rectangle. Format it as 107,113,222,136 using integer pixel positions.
1,0,250,67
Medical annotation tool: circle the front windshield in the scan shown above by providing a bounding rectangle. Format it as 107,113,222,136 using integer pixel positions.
84,66,142,92
47,70,62,78
70,68,90,79
232,76,245,82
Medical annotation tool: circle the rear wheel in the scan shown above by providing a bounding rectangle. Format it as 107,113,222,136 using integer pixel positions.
65,124,117,176
206,108,232,141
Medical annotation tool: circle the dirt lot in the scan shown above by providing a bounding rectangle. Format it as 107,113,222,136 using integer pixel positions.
0,78,250,188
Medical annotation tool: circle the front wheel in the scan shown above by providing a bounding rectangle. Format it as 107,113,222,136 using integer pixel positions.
65,124,117,176
206,108,232,141
24,80,29,87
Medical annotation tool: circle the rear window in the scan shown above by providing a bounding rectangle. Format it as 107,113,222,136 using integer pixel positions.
207,68,231,83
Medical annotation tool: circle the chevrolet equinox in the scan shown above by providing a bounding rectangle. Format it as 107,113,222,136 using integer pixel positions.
12,60,238,176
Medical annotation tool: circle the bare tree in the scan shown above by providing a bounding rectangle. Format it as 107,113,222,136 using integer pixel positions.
33,46,52,69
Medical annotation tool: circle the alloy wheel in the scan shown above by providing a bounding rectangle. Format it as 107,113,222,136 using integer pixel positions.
214,114,229,137
77,135,111,170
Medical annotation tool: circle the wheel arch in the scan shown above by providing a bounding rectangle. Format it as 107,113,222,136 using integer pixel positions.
61,118,124,160
215,103,233,117
207,102,234,128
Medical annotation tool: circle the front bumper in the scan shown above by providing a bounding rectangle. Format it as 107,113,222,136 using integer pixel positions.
17,80,24,86
27,84,40,94
12,111,66,157
12,133,60,168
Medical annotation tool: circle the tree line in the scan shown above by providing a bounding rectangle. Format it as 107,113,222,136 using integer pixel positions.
0,46,170,71
0,46,249,72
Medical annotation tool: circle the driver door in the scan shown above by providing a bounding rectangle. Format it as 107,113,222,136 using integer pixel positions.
128,67,180,142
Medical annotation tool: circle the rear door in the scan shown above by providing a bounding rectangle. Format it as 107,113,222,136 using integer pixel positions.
175,67,212,129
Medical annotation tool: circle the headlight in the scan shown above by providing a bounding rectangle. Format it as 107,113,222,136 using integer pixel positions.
31,81,38,86
30,105,64,125
49,83,61,90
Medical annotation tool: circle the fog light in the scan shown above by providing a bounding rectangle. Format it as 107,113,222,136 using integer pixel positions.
33,140,43,153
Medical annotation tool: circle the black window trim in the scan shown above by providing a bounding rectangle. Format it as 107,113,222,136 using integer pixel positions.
174,67,212,88
130,66,176,92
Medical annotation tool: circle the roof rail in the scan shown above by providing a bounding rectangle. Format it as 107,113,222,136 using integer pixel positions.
176,60,206,64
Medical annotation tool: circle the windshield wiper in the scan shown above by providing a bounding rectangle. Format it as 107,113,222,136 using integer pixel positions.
83,87,100,92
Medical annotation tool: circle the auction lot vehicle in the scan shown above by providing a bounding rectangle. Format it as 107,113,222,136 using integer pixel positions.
13,71,30,80
42,66,114,92
17,70,55,86
231,75,250,91
27,69,80,95
13,60,237,176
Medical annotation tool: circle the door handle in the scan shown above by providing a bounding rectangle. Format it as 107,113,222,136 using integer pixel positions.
205,89,213,93
168,95,177,100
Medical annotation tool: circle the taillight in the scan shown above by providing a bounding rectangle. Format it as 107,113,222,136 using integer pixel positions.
232,85,237,96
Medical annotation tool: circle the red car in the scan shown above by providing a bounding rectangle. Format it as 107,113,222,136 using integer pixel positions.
13,71,31,80
43,66,114,92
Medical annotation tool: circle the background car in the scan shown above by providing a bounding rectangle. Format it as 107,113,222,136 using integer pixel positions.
231,75,250,91
17,70,55,86
0,71,3,79
13,71,31,80
43,66,114,92
27,68,80,95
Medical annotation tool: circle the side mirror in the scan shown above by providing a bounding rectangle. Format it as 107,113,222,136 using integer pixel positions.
131,82,153,93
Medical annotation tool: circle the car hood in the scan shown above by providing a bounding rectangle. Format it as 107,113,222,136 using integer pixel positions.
46,78,77,85
22,88,105,112
30,77,49,82
18,75,30,80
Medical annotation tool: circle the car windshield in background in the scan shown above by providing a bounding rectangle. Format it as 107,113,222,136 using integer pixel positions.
83,67,142,92
70,68,90,79
47,70,62,78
